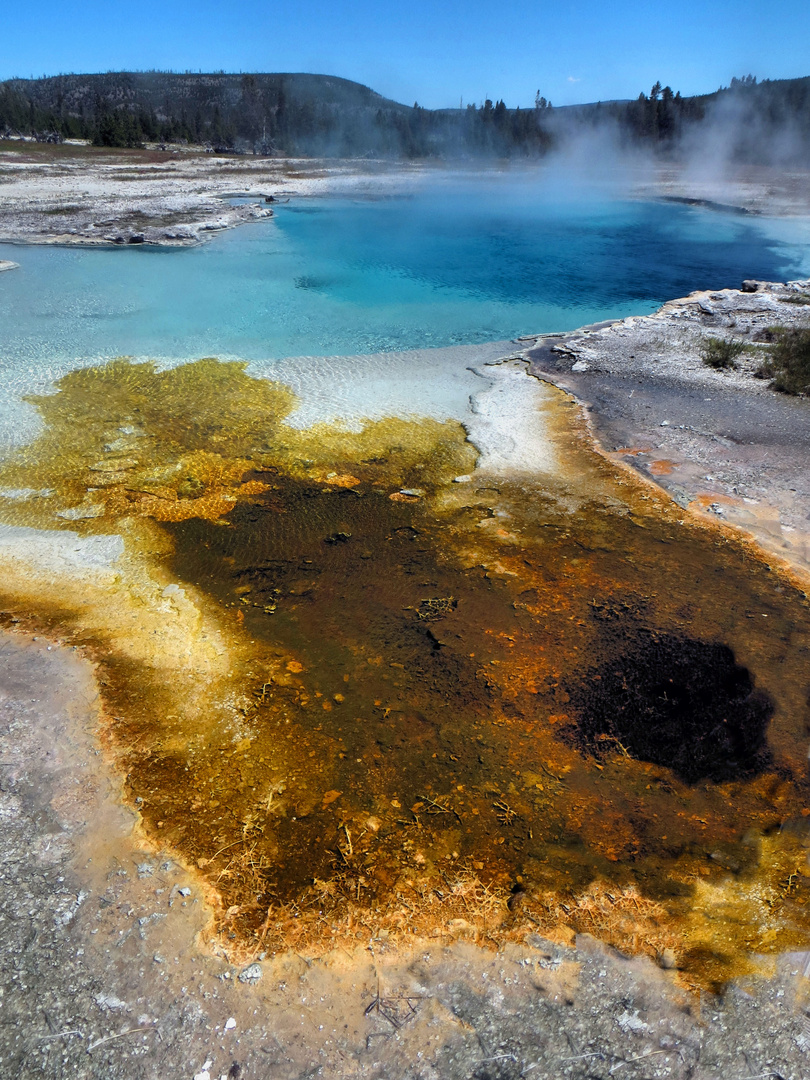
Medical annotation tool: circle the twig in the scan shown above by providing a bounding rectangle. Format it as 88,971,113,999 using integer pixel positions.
494,799,518,826
207,837,248,863
363,993,401,1029
37,1030,82,1042
87,1026,153,1052
365,1031,392,1047
123,487,173,500
732,1074,787,1080
418,793,462,822
610,1050,667,1074
539,761,566,784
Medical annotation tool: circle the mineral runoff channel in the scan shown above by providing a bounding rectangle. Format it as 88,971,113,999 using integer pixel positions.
1,338,809,995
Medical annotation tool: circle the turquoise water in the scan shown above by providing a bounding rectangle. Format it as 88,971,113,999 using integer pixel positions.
0,189,807,375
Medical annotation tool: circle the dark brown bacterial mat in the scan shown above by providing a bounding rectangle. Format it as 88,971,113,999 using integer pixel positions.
1,356,809,992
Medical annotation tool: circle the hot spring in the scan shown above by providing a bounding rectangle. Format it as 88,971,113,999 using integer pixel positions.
1,183,810,991
0,187,808,372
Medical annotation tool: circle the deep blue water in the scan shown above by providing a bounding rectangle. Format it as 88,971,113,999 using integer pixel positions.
0,188,807,374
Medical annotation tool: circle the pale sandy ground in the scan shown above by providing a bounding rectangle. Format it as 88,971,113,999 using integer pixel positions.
634,163,810,218
0,147,429,246
2,151,810,1078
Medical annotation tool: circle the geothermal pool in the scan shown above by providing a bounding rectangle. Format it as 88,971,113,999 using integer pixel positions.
1,188,810,991
0,191,807,374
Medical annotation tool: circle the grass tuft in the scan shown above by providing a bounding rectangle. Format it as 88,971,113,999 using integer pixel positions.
757,326,810,395
700,337,745,370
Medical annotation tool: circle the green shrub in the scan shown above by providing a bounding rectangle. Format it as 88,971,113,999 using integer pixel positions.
759,327,810,395
700,337,745,370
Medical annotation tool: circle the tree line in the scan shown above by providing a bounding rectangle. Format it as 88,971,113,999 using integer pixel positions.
0,71,808,163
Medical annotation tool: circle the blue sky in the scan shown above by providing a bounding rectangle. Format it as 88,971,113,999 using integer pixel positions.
2,0,808,109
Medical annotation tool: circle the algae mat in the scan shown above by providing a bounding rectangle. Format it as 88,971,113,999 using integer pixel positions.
1,355,809,992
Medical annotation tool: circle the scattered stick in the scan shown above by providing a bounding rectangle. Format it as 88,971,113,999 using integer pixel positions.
610,1049,667,1074
418,793,462,822
123,487,173,500
493,799,518,826
206,837,248,863
87,1026,153,1052
733,1074,787,1080
364,987,401,1029
539,761,566,784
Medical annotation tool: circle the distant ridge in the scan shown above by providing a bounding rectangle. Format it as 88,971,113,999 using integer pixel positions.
4,71,404,115
1,70,809,163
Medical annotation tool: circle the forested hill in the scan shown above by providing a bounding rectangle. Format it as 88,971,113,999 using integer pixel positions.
1,69,808,163
0,72,414,155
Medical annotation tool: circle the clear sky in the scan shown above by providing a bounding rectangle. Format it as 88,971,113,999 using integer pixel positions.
2,0,808,110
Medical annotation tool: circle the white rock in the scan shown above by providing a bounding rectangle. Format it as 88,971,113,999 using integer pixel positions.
95,993,127,1011
238,963,263,984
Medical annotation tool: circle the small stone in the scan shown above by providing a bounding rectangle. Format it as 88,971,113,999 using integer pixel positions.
741,279,760,293
178,887,191,897
571,359,590,372
658,948,678,970
225,1017,237,1031
453,474,473,483
447,918,473,936
238,963,263,984
95,992,127,1010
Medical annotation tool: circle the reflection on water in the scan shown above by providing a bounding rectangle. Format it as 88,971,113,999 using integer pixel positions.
1,357,810,992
